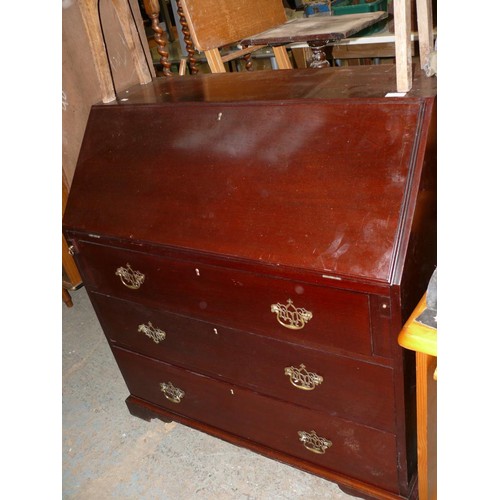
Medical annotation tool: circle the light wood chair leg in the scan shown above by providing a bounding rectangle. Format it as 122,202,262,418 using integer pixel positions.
393,0,412,92
416,0,434,72
272,46,293,70
205,48,227,73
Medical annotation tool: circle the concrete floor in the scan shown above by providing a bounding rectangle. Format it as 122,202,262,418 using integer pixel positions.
62,286,360,499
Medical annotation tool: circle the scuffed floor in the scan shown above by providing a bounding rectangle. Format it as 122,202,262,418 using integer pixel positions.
62,287,359,499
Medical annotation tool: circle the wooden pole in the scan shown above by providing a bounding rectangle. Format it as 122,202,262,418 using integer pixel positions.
393,0,412,92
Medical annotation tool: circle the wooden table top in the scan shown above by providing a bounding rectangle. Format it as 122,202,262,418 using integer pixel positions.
114,65,437,105
398,293,437,357
242,12,389,45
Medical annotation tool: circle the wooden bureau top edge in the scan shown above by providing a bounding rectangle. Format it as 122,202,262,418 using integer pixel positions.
112,65,436,105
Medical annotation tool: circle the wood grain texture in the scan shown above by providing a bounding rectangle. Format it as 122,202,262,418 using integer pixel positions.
178,0,286,51
416,351,437,500
90,290,396,431
393,0,412,92
415,0,434,72
64,99,426,284
113,346,400,493
242,12,388,45
75,241,374,356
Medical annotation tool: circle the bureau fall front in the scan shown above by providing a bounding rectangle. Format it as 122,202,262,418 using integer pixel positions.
63,68,437,500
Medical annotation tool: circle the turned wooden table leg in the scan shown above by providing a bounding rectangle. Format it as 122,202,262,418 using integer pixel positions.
63,288,73,308
308,41,331,69
176,0,199,74
243,52,254,71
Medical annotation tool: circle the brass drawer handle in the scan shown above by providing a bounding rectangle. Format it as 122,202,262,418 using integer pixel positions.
115,263,145,289
285,364,323,391
271,299,312,330
138,321,166,344
298,430,332,454
159,381,185,403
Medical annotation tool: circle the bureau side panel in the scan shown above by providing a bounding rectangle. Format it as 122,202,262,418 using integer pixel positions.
389,100,436,496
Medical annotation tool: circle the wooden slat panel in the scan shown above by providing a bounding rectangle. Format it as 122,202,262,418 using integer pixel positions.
178,0,286,51
242,12,388,45
394,0,412,92
416,0,434,71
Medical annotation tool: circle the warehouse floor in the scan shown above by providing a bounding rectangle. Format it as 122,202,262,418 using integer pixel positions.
62,287,359,499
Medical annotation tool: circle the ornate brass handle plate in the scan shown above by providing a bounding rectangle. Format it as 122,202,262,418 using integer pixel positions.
159,381,185,403
138,321,166,344
298,430,332,454
271,299,312,330
115,263,145,289
285,364,323,391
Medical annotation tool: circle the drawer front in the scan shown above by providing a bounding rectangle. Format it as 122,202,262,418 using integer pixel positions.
112,346,399,493
91,292,395,431
77,241,372,356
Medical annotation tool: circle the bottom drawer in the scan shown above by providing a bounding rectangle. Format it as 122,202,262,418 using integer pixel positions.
112,346,399,493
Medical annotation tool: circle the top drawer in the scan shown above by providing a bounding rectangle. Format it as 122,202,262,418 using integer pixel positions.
75,240,373,356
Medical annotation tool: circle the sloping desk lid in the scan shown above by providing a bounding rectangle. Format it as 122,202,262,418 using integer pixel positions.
64,96,433,284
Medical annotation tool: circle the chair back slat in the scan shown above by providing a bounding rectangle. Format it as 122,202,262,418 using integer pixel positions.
179,0,286,51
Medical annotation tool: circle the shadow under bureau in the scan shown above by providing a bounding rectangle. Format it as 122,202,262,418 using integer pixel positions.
63,67,437,500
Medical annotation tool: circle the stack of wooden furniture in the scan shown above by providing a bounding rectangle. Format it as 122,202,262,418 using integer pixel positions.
144,0,435,91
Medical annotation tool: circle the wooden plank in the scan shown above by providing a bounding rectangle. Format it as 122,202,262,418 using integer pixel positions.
291,47,311,68
220,45,265,63
393,0,412,92
272,46,293,69
333,41,415,59
78,0,116,103
111,0,153,85
205,48,227,73
416,351,437,500
416,0,434,71
178,0,286,51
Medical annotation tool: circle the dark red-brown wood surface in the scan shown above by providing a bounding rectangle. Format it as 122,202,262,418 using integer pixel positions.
113,65,436,104
77,240,372,356
62,67,437,500
112,346,400,493
64,96,432,284
90,291,395,431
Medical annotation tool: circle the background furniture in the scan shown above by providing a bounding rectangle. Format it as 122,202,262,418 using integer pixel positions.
63,66,436,500
63,175,82,307
394,0,435,91
62,0,155,305
176,0,386,72
399,289,437,500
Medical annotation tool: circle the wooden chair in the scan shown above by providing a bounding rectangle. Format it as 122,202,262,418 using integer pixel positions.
172,0,388,73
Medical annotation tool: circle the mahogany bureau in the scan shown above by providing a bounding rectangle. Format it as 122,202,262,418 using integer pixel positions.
63,67,437,500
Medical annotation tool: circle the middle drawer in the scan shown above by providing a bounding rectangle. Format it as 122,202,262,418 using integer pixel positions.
90,291,395,432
